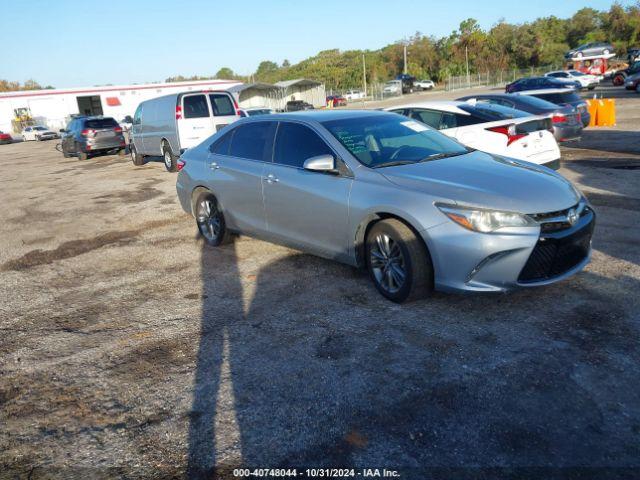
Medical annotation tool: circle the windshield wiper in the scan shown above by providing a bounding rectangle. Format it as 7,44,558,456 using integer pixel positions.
373,160,417,168
418,150,471,162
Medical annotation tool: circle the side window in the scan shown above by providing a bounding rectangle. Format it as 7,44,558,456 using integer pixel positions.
453,113,479,127
133,105,142,125
273,122,332,168
439,112,458,129
210,130,234,156
229,122,275,161
183,95,209,119
209,94,235,116
410,109,442,129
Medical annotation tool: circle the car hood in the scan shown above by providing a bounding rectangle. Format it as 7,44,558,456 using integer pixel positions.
379,150,579,214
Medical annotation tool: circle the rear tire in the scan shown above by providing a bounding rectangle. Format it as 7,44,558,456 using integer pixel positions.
195,193,233,247
76,143,87,161
613,74,625,86
162,141,177,172
130,144,144,166
366,218,433,303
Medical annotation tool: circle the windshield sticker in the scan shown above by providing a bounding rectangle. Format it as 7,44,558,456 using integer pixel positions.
401,120,429,132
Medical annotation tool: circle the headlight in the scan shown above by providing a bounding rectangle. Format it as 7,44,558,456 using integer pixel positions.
436,203,537,233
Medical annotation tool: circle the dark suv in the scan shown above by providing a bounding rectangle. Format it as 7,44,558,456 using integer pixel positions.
505,76,580,93
60,116,126,160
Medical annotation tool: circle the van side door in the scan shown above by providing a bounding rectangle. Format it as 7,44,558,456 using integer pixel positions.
178,93,212,149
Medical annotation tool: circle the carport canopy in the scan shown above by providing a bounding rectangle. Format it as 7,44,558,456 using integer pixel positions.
228,83,284,110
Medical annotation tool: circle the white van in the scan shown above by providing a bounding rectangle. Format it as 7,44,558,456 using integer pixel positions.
130,90,239,171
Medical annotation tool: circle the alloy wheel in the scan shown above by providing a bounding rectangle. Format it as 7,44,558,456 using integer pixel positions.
369,234,406,293
197,198,222,242
164,150,173,169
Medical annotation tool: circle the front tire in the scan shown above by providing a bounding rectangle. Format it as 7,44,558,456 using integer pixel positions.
366,219,433,303
130,144,144,166
162,141,177,172
195,194,233,247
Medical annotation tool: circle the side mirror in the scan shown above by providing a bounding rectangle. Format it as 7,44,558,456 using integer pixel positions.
303,154,336,173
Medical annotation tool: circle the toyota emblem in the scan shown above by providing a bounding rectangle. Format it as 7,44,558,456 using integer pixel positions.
567,208,578,226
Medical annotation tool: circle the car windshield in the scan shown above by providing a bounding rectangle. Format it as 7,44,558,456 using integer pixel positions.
33,126,48,131
322,115,470,168
247,109,271,116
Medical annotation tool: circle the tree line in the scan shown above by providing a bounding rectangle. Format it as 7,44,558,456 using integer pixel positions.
168,3,640,90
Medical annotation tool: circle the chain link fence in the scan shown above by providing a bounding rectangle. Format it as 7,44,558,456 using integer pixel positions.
444,64,563,91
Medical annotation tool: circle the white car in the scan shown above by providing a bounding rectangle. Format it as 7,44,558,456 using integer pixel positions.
344,89,366,100
22,125,58,141
238,107,274,117
385,100,561,169
545,70,599,90
383,80,402,95
415,79,435,90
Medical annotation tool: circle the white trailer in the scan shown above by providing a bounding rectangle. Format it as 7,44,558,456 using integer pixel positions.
0,79,241,134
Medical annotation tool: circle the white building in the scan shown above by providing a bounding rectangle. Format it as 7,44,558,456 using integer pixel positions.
0,78,242,134
274,79,326,108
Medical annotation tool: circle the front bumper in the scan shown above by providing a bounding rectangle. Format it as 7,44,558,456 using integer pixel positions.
422,207,595,293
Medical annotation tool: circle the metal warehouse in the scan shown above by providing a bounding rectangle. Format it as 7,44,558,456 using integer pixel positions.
0,79,242,134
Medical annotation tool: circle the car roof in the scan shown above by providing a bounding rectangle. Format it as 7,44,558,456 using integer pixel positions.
384,101,468,114
243,109,397,123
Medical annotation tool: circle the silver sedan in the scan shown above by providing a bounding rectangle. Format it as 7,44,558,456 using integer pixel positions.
176,110,595,302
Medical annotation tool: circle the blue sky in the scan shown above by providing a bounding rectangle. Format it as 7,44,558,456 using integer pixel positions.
0,0,632,88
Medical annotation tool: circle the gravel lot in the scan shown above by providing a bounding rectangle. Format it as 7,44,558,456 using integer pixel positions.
1,86,639,479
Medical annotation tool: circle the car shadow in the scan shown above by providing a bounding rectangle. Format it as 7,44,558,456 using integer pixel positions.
563,130,640,156
187,228,640,477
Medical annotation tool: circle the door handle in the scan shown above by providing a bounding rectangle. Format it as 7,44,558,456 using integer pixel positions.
265,173,279,183
210,162,220,170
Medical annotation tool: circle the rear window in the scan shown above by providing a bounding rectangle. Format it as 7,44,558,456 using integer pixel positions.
511,95,559,110
209,94,235,116
536,92,582,104
85,118,118,129
460,104,529,120
229,122,275,161
183,95,209,119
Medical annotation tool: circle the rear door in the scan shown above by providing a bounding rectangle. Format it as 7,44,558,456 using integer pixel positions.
178,93,213,149
263,121,352,258
205,121,275,234
207,92,239,133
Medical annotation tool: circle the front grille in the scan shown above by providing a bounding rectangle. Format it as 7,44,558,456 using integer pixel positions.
518,209,595,283
530,203,593,233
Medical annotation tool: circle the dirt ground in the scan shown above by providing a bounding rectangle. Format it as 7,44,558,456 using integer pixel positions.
1,86,639,479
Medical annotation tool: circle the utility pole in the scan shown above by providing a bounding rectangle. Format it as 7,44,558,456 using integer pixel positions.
362,53,367,97
465,46,470,88
403,44,408,74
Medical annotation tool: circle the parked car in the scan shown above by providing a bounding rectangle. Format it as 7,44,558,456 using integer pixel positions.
238,107,273,117
285,100,314,111
22,125,58,141
130,90,239,171
385,101,560,169
545,70,599,90
344,89,365,101
396,74,417,93
176,110,594,302
415,79,435,90
624,72,640,92
0,131,12,145
326,95,347,107
505,76,580,93
514,88,590,127
456,93,583,142
565,42,614,59
383,80,403,95
59,116,126,160
612,61,640,86
627,48,640,64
